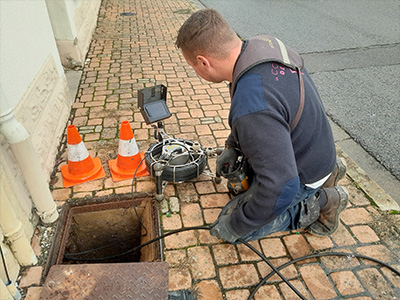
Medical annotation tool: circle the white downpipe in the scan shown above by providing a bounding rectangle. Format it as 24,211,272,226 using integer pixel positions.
0,279,14,300
0,86,58,224
5,282,21,300
0,186,38,266
0,232,22,300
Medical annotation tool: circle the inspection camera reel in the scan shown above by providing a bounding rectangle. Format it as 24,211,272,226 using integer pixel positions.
138,85,221,201
145,125,219,201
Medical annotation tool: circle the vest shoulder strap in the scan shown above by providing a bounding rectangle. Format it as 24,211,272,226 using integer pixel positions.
230,36,305,131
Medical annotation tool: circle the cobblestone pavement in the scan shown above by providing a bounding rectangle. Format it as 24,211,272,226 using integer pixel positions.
21,0,399,299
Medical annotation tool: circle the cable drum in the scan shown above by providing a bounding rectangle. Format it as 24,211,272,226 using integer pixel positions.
144,139,207,182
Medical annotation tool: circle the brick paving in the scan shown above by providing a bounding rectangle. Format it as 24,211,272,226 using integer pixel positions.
20,0,400,299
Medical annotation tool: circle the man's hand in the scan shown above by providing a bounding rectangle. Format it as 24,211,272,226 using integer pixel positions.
210,181,258,243
210,215,241,243
216,147,239,175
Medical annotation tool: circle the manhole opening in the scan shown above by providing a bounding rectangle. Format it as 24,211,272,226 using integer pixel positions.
45,197,161,274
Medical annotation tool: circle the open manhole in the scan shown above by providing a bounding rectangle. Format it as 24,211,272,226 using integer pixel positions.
45,196,161,273
41,196,169,299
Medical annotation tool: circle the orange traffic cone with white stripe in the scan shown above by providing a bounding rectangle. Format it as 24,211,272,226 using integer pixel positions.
108,121,149,182
61,125,106,187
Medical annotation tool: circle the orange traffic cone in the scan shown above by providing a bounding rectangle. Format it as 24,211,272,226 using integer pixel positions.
61,125,105,187
108,121,149,182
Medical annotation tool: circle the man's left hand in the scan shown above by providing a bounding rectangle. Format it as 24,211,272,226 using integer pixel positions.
210,180,258,243
210,215,241,243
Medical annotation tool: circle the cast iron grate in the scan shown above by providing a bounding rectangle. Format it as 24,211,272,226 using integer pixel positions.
40,262,168,299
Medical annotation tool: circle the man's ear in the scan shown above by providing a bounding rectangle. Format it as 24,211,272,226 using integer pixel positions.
196,55,210,67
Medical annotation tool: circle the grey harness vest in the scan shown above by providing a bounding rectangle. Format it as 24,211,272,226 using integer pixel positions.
230,35,305,131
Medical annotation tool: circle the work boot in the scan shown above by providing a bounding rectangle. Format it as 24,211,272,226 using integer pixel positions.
322,157,347,188
307,186,348,236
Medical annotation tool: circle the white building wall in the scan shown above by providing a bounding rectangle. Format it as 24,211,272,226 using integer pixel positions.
0,0,71,182
0,1,64,105
46,0,101,68
0,0,67,228
0,0,100,288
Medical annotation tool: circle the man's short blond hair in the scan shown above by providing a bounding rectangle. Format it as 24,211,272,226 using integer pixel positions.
176,9,238,63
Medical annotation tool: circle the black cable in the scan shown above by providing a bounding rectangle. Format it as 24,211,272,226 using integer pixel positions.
64,226,307,298
127,146,296,299
248,251,400,300
65,227,303,300
62,142,398,299
64,225,399,300
63,226,305,299
238,238,307,300
64,156,150,257
64,226,211,260
0,244,11,284
131,156,148,236
63,240,122,256
65,145,196,258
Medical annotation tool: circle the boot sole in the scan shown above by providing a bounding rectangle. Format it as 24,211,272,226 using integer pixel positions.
308,186,349,236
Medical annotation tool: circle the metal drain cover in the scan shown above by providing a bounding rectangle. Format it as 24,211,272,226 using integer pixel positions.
40,262,168,299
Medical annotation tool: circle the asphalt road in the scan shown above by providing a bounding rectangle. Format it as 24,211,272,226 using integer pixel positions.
194,0,400,201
